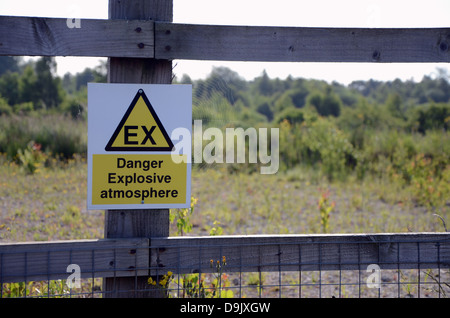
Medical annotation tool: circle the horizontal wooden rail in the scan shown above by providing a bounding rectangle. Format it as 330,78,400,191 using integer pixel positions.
150,233,450,275
0,16,449,62
1,233,449,283
0,16,154,58
155,23,450,63
0,238,148,283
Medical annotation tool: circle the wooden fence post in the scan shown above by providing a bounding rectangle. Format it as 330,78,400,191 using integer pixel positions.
103,0,173,298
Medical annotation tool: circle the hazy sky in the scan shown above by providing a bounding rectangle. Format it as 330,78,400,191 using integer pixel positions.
1,0,449,84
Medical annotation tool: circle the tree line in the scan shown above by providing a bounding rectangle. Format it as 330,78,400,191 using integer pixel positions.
177,66,449,134
0,56,106,119
0,57,448,181
0,56,448,134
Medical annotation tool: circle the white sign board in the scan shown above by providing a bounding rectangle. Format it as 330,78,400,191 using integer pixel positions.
87,83,192,210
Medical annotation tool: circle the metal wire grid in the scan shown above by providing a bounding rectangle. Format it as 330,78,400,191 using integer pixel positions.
1,237,449,298
151,237,450,298
0,241,147,298
0,250,100,298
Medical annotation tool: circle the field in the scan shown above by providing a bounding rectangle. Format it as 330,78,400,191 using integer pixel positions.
0,59,449,297
2,157,449,298
1,156,448,243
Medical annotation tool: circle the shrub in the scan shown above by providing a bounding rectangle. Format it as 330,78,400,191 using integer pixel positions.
0,114,86,160
0,96,11,116
17,141,47,174
274,107,304,125
278,114,355,180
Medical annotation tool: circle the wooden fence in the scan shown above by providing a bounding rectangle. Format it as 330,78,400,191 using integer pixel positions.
2,233,449,282
2,16,449,62
0,0,449,298
1,233,450,297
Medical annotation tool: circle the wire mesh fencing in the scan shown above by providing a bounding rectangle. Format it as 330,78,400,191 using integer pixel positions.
150,233,450,299
1,233,449,298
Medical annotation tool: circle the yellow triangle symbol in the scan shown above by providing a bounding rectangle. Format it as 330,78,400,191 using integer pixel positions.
105,89,174,151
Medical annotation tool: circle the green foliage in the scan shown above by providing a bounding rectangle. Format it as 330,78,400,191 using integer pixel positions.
409,102,450,133
170,197,197,236
0,58,447,212
1,280,72,298
279,113,355,180
0,56,20,75
0,71,20,106
1,282,32,298
61,205,82,225
167,197,233,298
274,107,304,124
386,93,405,119
193,93,239,126
306,86,342,117
0,56,94,116
34,57,65,109
209,220,224,236
158,256,233,298
318,190,335,233
17,141,48,174
256,101,273,121
62,61,106,94
18,65,38,108
0,114,86,161
0,58,65,112
398,153,449,208
0,95,11,116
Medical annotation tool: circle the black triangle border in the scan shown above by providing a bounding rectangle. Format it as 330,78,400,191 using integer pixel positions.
105,89,175,152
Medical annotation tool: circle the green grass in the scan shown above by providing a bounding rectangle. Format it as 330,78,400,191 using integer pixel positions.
0,159,448,243
0,156,102,242
1,159,448,298
190,165,449,236
0,114,87,161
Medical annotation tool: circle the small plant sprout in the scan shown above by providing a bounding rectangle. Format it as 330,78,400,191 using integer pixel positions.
318,189,335,233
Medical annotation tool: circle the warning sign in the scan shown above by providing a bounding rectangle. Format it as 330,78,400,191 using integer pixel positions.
91,154,187,205
105,89,174,151
87,83,192,210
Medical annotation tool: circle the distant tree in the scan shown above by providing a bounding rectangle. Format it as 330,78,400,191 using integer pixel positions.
62,73,76,94
74,64,107,90
18,65,39,107
199,67,246,105
274,107,305,124
255,70,274,96
34,57,64,109
0,71,20,106
179,74,193,84
75,68,95,91
348,79,383,97
290,87,308,108
256,101,273,121
385,93,404,119
274,92,295,113
0,95,11,115
307,87,341,117
0,56,20,75
412,103,449,133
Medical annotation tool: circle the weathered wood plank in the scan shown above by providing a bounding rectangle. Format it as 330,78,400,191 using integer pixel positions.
0,16,154,58
103,0,173,298
1,233,449,283
155,23,450,63
1,16,448,63
0,238,149,283
150,233,450,275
